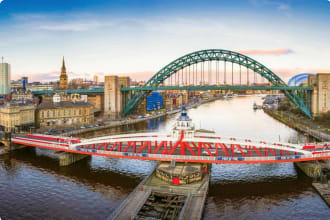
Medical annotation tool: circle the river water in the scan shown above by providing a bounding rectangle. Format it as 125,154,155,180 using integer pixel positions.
1,96,329,219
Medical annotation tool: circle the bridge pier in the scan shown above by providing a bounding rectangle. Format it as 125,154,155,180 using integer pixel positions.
110,162,210,220
294,161,322,178
59,152,90,166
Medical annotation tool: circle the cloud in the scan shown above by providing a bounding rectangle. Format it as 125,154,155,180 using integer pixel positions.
13,71,84,82
13,71,59,82
39,24,89,32
12,70,155,83
11,13,116,32
38,21,113,32
237,49,294,56
249,0,290,11
271,67,330,83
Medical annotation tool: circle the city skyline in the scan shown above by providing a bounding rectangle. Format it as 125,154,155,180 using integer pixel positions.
1,0,330,82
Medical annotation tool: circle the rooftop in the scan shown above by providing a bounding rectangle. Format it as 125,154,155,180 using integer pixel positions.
37,101,92,109
0,101,35,108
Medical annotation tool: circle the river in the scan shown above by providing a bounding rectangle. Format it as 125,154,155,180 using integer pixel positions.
0,96,329,219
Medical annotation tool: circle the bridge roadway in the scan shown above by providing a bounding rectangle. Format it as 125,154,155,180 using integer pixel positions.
11,132,330,164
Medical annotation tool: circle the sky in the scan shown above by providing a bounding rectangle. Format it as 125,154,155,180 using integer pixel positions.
0,0,330,83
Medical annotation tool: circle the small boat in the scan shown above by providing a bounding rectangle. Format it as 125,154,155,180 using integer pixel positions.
253,102,258,110
253,103,262,110
225,93,233,99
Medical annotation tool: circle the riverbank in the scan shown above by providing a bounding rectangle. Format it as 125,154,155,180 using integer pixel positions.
61,96,223,137
265,110,330,142
265,109,330,207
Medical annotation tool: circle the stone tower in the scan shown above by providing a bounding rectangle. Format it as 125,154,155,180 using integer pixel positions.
59,57,68,90
104,75,130,119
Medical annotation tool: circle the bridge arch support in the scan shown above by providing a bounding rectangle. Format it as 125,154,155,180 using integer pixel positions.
123,49,312,118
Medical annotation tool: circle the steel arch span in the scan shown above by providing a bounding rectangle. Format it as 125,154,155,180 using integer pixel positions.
123,49,312,118
288,73,314,86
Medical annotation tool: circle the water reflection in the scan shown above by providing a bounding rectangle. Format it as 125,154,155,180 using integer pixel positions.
1,96,329,219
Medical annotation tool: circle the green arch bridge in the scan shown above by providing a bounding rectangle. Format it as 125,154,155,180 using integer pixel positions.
122,49,313,118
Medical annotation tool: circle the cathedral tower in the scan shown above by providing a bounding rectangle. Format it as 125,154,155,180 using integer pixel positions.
59,57,68,90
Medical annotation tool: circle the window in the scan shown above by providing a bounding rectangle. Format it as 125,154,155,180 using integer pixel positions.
53,111,55,117
42,112,44,118
79,109,81,115
74,109,76,115
47,111,50,117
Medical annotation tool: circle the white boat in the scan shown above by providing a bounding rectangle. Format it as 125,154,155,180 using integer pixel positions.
225,93,233,99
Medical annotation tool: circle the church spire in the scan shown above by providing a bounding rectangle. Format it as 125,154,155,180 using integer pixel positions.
59,56,68,90
61,56,66,75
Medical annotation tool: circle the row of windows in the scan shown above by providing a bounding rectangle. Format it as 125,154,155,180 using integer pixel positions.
41,108,90,118
0,116,34,126
0,120,19,127
44,118,91,126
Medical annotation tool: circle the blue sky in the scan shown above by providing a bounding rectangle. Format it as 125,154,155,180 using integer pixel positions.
0,0,330,82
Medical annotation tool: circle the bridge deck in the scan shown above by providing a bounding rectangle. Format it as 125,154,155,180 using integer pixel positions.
11,133,330,164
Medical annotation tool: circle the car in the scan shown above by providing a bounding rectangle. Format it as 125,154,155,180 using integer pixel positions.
49,128,57,133
94,124,99,127
80,126,86,129
44,132,51,135
87,125,93,128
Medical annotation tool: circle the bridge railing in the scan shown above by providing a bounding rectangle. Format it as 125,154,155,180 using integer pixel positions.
12,136,330,163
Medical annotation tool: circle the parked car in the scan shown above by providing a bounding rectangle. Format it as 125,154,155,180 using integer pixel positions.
80,126,86,129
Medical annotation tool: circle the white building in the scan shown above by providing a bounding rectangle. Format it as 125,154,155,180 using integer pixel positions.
26,84,54,92
0,63,11,95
